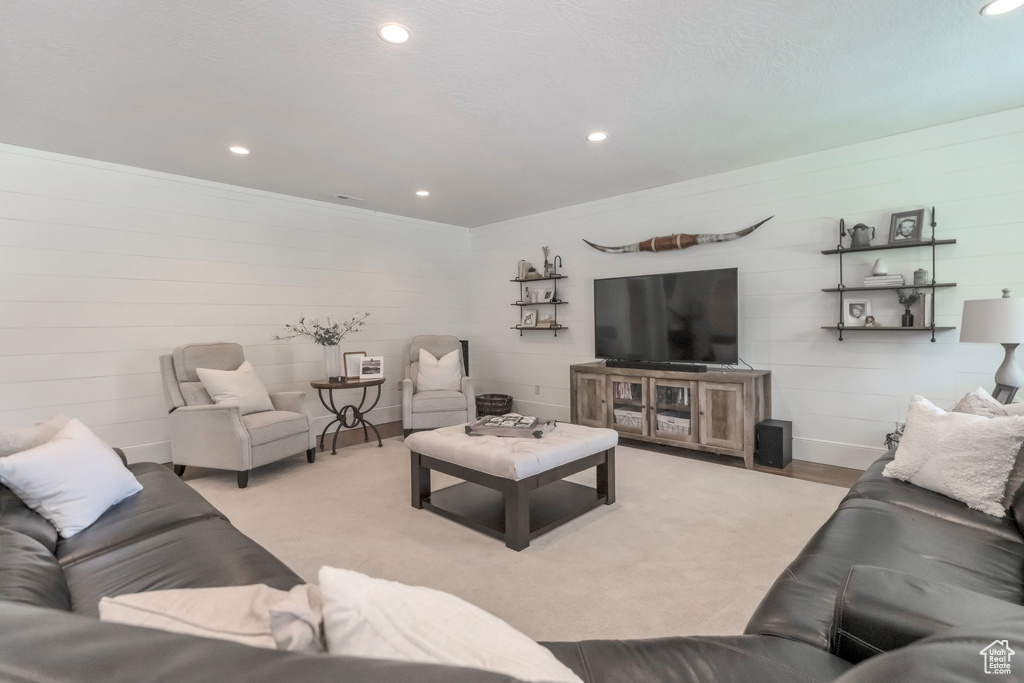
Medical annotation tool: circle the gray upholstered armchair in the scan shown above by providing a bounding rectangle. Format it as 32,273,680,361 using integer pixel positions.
401,336,476,437
159,342,316,488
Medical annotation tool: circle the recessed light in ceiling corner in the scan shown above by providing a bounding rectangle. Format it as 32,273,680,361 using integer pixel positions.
229,146,250,155
981,0,1024,14
586,131,608,142
415,190,430,197
378,23,410,44
334,193,365,202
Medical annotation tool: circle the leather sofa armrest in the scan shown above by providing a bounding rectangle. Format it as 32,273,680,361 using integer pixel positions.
112,447,128,467
830,565,1024,664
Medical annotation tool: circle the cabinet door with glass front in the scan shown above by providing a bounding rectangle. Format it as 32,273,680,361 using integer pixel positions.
649,378,698,445
608,375,647,436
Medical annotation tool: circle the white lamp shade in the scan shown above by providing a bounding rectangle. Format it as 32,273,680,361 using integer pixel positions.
960,296,1024,343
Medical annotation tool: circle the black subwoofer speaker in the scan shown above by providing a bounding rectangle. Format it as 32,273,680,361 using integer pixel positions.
755,419,792,469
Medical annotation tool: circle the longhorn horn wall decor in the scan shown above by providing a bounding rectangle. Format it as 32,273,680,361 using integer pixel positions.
582,216,773,254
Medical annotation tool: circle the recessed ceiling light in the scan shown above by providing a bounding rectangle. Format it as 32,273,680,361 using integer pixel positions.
229,146,249,155
378,23,410,44
416,190,430,197
981,0,1024,14
586,132,608,142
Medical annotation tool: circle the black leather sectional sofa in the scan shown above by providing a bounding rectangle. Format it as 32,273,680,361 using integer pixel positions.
2,451,1024,682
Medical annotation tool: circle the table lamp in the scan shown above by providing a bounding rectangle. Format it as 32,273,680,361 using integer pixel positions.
960,288,1024,403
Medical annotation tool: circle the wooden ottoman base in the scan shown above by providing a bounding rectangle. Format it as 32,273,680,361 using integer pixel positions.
410,448,615,551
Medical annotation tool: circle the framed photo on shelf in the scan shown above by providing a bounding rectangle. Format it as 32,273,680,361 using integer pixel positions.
888,209,925,244
359,356,384,381
343,351,365,381
521,309,538,327
541,288,554,302
843,299,872,327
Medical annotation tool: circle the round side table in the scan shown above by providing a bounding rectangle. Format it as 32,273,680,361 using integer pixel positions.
310,378,385,454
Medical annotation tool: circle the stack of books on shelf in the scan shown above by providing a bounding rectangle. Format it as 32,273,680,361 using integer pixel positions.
863,274,905,287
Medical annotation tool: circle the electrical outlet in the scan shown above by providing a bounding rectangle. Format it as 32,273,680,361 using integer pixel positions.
534,385,540,395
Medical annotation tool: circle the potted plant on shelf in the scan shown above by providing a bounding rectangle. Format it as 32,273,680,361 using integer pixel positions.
895,289,921,328
273,312,371,382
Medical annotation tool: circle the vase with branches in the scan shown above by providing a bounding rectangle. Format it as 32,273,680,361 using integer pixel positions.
895,289,920,328
273,312,371,380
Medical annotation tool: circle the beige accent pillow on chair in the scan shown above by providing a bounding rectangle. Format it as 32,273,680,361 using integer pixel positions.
99,584,324,653
953,387,1024,508
196,361,275,415
416,348,462,392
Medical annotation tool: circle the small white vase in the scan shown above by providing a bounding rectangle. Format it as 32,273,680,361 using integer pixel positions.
871,258,889,276
323,345,343,382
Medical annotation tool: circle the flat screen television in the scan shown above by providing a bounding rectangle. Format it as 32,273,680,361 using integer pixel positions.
594,267,738,365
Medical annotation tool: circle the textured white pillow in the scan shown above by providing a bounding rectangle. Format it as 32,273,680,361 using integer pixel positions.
100,584,323,653
884,396,1024,516
196,361,274,415
953,387,1024,418
0,419,142,537
0,414,70,457
416,348,463,392
319,566,582,683
953,388,1024,508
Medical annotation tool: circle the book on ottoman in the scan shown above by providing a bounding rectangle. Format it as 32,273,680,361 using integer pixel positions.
465,414,556,438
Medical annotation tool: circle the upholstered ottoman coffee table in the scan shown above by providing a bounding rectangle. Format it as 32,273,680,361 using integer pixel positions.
405,422,618,550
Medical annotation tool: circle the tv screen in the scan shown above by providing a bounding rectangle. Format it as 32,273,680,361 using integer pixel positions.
594,268,738,364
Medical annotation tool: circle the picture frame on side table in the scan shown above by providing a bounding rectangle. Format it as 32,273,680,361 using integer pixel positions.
843,299,872,327
993,384,1019,405
359,356,384,381
343,351,366,381
521,309,538,327
888,209,925,244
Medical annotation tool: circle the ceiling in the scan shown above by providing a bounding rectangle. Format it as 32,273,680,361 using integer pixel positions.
1,1,1022,228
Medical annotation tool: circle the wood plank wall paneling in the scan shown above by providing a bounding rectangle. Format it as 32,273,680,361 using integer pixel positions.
0,144,471,463
469,107,1024,469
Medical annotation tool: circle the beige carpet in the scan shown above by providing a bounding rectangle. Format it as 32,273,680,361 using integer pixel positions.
185,437,847,642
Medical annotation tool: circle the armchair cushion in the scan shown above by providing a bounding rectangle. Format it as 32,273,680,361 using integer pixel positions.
416,348,463,392
173,343,245,383
196,362,275,416
242,412,309,447
412,391,468,414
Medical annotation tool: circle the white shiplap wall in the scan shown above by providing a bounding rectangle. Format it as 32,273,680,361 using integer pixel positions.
0,144,470,463
470,107,1024,469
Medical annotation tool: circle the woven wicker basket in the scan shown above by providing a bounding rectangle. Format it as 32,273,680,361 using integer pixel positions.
476,393,513,416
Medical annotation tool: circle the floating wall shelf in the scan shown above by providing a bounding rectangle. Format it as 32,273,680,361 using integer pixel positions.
823,208,956,342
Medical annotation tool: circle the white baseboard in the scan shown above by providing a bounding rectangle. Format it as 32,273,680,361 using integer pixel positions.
121,405,401,465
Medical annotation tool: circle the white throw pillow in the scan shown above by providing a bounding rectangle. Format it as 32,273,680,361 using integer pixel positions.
952,387,1024,418
319,566,582,683
100,584,324,653
0,419,142,537
416,348,463,392
0,414,70,457
196,361,275,415
953,388,1024,508
884,396,1024,516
